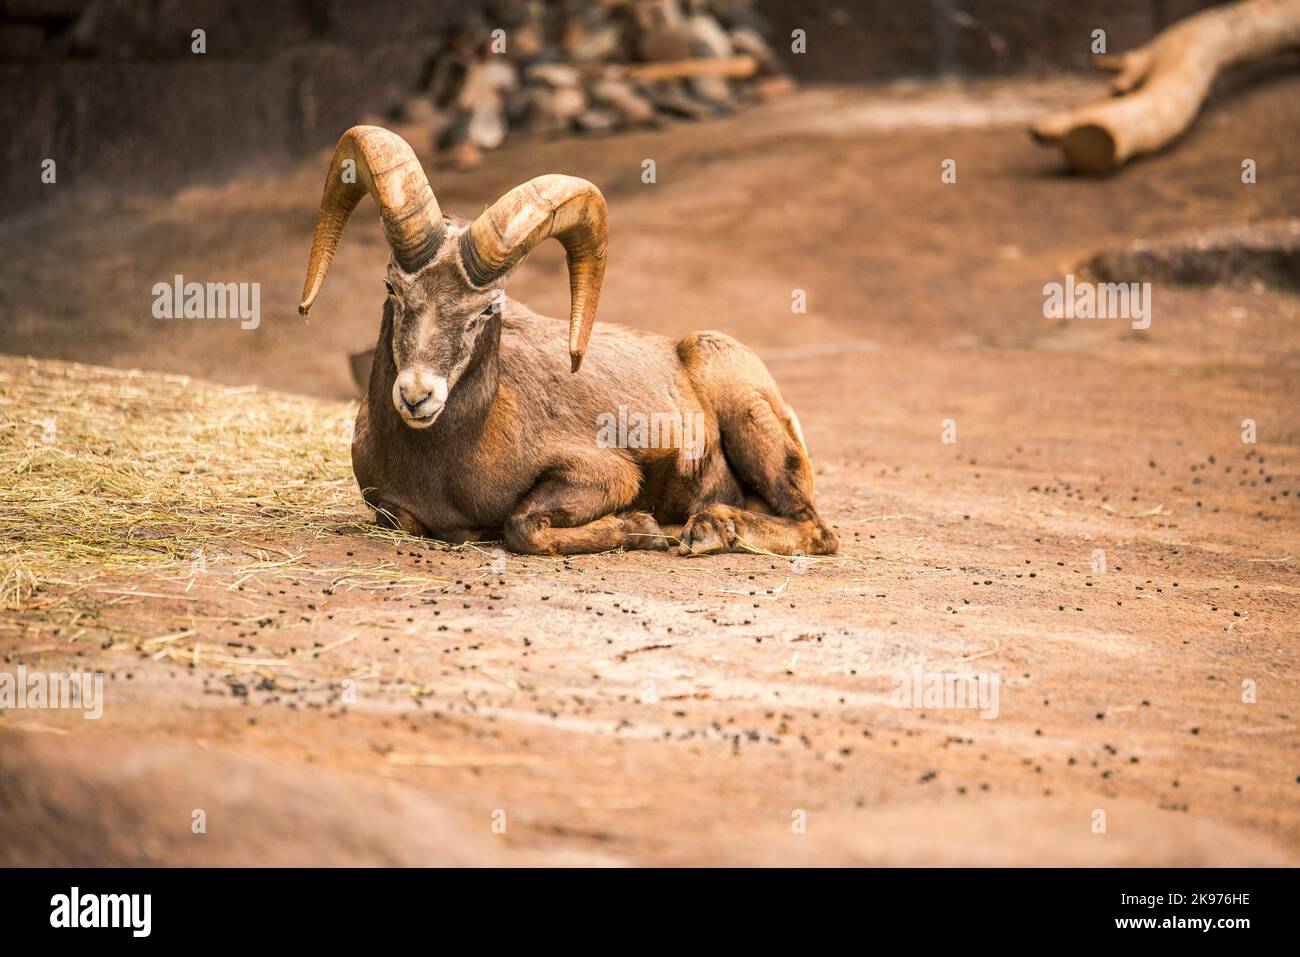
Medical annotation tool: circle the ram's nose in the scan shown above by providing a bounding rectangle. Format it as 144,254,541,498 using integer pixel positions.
393,369,448,427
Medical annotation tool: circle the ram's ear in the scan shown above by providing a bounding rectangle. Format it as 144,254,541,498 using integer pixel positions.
459,175,607,373
349,348,376,395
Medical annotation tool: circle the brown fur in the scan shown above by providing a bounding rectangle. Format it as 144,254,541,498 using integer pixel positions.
353,213,838,557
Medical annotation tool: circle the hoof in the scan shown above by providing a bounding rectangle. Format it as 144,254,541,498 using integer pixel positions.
622,511,670,551
678,506,737,556
373,502,426,537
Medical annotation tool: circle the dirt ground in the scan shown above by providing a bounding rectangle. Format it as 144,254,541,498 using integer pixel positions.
1,75,1298,866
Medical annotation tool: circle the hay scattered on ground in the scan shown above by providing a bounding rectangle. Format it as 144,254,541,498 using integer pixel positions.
0,356,440,613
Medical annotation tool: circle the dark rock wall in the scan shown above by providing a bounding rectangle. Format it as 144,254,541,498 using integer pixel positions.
756,0,1225,81
1,0,468,218
1,0,1228,218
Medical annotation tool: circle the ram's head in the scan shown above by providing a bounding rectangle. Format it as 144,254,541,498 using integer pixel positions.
298,126,608,428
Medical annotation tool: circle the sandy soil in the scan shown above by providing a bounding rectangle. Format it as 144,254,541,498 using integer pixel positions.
1,75,1298,866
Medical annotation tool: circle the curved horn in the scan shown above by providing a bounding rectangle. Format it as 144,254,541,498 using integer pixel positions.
298,126,444,316
459,175,607,372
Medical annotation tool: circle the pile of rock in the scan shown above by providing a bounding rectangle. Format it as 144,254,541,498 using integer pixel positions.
403,0,792,167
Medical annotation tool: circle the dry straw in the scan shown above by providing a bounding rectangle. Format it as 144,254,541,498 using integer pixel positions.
0,357,447,615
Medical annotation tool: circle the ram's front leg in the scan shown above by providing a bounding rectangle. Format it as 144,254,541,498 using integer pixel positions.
503,478,669,555
371,500,429,537
679,503,837,557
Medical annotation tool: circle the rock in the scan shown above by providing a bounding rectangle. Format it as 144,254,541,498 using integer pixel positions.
644,82,722,120
707,0,762,29
636,27,694,62
467,97,507,149
520,83,588,135
576,108,619,133
690,73,730,105
456,60,512,150
450,140,482,170
426,52,469,108
565,19,623,63
1081,219,1300,293
729,25,779,71
524,61,583,88
503,22,544,62
481,58,519,93
516,57,588,135
546,84,588,120
689,13,733,58
416,0,784,158
631,0,694,62
400,95,438,125
686,12,734,102
589,77,657,125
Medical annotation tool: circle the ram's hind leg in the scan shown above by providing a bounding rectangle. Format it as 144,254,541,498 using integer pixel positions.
678,332,838,557
508,510,670,555
503,475,671,556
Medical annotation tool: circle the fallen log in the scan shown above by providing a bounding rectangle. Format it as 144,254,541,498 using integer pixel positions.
618,54,759,83
1030,0,1300,173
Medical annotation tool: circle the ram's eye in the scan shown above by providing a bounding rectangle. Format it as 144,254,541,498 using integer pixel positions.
384,281,396,296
